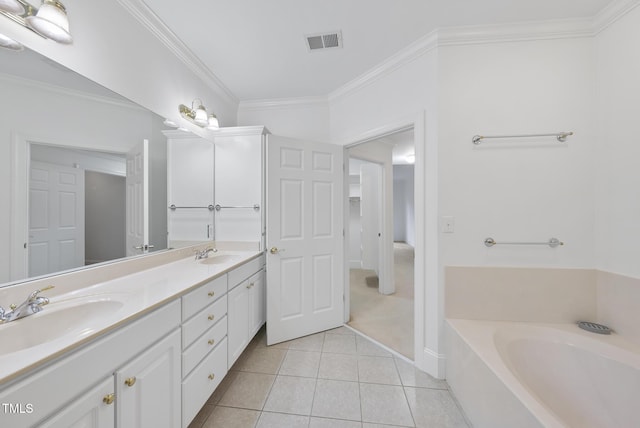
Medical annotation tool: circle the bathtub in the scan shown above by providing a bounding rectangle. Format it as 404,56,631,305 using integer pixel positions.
445,319,640,428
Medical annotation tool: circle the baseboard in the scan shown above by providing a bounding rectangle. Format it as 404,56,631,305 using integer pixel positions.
349,260,362,269
421,346,446,380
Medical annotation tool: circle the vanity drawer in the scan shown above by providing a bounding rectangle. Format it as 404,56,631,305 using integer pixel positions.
228,255,264,289
182,274,227,321
182,296,227,349
182,316,227,378
182,337,227,428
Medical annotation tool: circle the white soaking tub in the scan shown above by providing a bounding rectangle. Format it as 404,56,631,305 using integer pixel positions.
445,319,640,428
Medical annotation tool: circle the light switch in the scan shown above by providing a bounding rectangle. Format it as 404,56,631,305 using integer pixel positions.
442,216,455,233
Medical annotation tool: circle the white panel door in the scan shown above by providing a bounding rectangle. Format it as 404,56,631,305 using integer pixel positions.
126,140,149,256
29,161,84,277
266,136,344,345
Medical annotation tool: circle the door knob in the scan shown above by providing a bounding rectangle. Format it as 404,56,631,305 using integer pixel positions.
270,247,278,254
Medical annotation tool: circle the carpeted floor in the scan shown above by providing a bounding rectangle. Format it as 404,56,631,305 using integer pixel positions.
348,242,414,359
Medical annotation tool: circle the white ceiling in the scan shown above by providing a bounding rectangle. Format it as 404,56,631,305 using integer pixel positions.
141,0,613,101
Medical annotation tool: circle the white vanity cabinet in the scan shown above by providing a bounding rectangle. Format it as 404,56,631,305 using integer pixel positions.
38,377,115,428
0,300,181,428
227,256,266,368
115,330,181,427
180,275,229,428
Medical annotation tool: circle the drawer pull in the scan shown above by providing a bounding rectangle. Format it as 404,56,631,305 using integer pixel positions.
208,314,215,321
208,339,215,345
124,377,136,387
208,291,215,297
208,373,215,380
103,393,115,405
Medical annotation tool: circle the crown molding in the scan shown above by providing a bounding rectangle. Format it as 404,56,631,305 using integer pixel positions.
238,96,329,111
437,17,594,46
328,31,439,102
208,125,270,138
116,0,239,107
0,72,146,111
592,0,640,34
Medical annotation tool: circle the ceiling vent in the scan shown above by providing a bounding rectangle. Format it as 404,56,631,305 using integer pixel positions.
305,31,342,52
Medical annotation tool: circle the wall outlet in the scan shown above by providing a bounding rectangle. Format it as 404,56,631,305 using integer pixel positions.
442,216,455,233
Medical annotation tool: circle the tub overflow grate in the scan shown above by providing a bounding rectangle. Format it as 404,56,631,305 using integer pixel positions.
578,321,612,335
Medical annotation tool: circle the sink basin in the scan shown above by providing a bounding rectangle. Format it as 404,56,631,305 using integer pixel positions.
199,254,241,265
0,299,124,355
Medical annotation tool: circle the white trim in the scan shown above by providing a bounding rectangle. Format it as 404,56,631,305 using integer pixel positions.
115,0,239,107
328,1,639,104
437,18,593,46
208,126,270,138
239,96,329,111
592,0,640,34
422,346,447,380
341,112,433,379
329,32,438,102
0,72,145,112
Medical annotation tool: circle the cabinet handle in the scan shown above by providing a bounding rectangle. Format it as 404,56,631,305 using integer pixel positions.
208,339,215,345
103,393,115,405
124,377,137,387
208,314,215,321
208,373,215,380
208,291,215,297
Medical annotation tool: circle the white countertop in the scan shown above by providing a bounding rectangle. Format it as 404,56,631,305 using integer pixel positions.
0,249,262,385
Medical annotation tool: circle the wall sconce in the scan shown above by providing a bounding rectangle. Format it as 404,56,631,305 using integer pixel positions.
0,0,72,44
179,99,220,129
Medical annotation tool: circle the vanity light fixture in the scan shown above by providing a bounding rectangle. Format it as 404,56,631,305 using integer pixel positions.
179,99,216,128
0,0,26,14
207,113,219,129
0,32,23,50
163,118,179,128
0,0,72,44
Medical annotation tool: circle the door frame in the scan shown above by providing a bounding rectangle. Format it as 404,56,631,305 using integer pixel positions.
341,111,442,377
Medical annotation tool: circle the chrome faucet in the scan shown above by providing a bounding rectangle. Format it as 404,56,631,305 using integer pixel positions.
194,247,217,260
0,286,54,323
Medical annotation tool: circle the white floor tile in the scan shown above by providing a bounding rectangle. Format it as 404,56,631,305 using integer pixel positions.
263,375,316,415
312,379,361,421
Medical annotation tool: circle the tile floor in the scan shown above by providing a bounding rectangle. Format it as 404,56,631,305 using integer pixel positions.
188,326,470,428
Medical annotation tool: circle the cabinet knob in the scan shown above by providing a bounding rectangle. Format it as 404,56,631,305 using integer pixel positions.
124,377,137,387
208,291,215,297
208,373,215,380
208,314,215,321
103,393,115,405
208,339,215,345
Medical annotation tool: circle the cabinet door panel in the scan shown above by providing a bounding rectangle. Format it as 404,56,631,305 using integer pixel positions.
227,281,250,368
248,269,265,337
39,377,114,428
116,329,181,428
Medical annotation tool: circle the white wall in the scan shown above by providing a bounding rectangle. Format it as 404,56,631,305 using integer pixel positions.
0,0,237,129
594,6,640,279
438,38,596,270
238,101,330,143
393,165,415,247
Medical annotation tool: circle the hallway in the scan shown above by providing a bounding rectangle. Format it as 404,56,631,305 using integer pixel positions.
348,242,414,359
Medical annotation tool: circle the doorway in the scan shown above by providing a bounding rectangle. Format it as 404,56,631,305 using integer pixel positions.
346,128,416,359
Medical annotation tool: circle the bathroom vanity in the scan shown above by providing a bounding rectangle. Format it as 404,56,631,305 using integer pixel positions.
0,247,265,428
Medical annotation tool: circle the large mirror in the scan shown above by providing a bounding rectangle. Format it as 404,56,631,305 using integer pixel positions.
1,45,172,287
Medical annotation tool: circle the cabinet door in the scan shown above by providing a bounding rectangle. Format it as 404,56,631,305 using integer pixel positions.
227,281,250,368
39,377,115,428
248,270,265,337
116,329,181,428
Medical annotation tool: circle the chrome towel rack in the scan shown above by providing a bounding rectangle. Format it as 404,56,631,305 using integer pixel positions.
484,237,564,248
214,204,260,212
168,204,215,211
472,131,573,145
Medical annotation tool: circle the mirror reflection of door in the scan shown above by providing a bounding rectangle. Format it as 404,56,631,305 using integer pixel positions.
28,143,127,277
28,161,85,277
